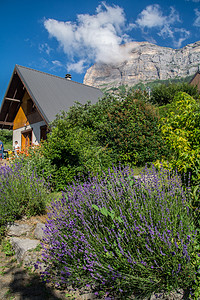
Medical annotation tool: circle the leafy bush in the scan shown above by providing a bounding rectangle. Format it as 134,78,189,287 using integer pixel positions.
159,92,200,184
43,95,170,190
151,82,199,106
102,97,170,165
0,162,50,237
0,129,12,145
43,115,114,190
40,165,195,299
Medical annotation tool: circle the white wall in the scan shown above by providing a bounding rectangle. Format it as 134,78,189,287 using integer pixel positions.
13,121,46,148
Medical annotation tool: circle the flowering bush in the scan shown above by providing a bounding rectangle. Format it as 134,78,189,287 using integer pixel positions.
11,144,55,188
0,162,50,237
40,165,195,298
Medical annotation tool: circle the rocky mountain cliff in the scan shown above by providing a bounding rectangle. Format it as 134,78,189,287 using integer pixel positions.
83,41,200,89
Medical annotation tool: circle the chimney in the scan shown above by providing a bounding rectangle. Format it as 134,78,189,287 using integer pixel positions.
65,74,72,80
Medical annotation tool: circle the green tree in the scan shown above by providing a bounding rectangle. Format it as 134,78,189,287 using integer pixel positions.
159,92,200,183
43,110,114,190
102,97,170,166
151,82,199,106
0,129,12,145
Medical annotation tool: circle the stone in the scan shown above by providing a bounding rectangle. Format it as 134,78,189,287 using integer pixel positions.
34,222,46,240
80,293,97,300
150,289,185,300
83,41,200,89
10,237,40,262
7,223,32,237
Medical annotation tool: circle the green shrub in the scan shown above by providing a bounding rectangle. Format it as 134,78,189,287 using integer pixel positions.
43,118,114,190
42,94,170,189
102,97,170,166
0,129,12,145
159,92,200,184
151,82,199,106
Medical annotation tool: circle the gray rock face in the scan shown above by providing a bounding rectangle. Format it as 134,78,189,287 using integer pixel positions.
7,223,33,237
10,237,40,262
34,222,46,240
83,41,200,88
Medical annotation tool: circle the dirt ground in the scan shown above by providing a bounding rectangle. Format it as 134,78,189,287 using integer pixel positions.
0,246,70,300
0,214,80,300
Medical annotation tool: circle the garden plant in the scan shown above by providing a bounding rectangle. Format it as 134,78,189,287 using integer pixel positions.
42,94,170,189
0,162,50,237
40,165,196,299
0,87,199,298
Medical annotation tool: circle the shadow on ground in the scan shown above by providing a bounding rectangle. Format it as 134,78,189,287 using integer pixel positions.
9,269,65,299
0,251,67,300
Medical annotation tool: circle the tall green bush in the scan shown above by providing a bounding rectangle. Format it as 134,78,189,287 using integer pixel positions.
102,97,170,165
43,112,114,190
159,92,200,183
43,93,170,189
0,129,12,147
151,82,199,106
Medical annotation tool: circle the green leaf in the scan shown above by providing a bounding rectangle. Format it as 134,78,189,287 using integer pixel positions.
92,204,100,211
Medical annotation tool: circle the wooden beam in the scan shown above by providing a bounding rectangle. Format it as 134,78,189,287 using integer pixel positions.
0,121,13,126
5,97,21,102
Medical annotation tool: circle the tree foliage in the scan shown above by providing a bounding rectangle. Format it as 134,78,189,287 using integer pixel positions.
0,129,12,144
159,92,200,183
151,82,199,106
42,92,170,189
102,96,170,165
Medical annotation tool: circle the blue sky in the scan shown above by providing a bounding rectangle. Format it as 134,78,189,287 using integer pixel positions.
1,0,200,102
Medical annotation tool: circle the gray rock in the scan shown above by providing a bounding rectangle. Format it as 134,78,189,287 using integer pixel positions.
80,293,97,300
34,222,46,240
7,223,32,237
10,237,40,262
84,41,200,89
150,289,185,300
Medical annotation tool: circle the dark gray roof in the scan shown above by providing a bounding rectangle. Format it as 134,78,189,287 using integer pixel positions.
15,65,103,123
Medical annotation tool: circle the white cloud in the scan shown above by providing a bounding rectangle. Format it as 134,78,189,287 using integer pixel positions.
39,43,52,55
44,2,132,72
52,60,63,67
172,28,190,48
136,4,167,28
136,5,180,29
135,4,190,48
67,59,87,73
194,9,200,27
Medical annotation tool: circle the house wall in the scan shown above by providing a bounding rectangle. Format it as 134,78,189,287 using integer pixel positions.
12,90,47,148
13,91,43,130
13,120,46,148
190,72,200,92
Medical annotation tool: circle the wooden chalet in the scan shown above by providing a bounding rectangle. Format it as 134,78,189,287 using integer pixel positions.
0,65,103,150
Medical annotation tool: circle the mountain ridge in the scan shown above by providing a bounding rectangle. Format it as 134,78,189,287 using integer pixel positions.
83,41,200,89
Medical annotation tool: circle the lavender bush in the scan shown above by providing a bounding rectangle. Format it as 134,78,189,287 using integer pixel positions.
41,165,195,298
0,162,50,236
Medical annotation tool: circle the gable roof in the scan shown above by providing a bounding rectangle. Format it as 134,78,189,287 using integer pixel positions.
0,65,104,128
